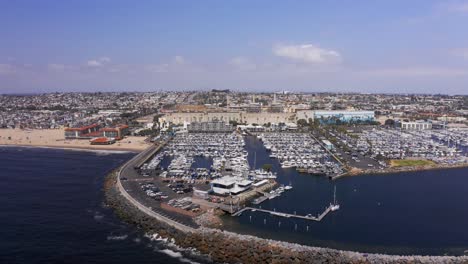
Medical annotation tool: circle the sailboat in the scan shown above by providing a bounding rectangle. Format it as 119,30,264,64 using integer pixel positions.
330,185,340,211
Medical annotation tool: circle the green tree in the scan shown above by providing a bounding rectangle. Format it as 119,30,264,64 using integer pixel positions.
297,119,307,127
262,164,273,172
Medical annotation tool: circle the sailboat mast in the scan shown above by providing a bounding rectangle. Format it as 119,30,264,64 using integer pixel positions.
254,151,257,169
333,186,336,204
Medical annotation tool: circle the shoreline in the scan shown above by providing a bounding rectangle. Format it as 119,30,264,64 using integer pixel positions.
333,162,468,179
0,143,142,153
0,128,150,153
106,154,468,263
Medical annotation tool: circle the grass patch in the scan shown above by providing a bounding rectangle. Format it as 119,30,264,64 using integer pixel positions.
390,159,436,167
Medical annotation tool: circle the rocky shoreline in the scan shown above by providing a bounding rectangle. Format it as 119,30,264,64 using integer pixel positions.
104,169,468,264
333,162,468,180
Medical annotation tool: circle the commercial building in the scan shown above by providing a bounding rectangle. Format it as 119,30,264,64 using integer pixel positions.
64,124,100,139
211,176,253,195
160,111,296,126
64,124,129,139
401,121,432,130
100,124,130,139
322,139,334,150
187,121,234,133
314,111,375,124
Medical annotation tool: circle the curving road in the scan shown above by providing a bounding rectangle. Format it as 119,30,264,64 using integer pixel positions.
116,144,197,233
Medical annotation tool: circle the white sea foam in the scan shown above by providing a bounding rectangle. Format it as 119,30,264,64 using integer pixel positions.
94,211,104,221
107,234,128,241
157,249,200,264
145,233,208,264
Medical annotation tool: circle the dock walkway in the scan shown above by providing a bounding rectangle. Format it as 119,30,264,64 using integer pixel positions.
232,204,335,222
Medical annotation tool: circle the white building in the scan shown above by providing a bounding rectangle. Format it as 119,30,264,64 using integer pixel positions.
211,176,252,195
401,121,432,130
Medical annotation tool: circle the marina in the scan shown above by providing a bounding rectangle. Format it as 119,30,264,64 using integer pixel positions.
220,137,468,255
334,128,468,165
257,132,344,176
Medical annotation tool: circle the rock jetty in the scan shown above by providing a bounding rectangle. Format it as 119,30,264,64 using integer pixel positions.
104,169,468,264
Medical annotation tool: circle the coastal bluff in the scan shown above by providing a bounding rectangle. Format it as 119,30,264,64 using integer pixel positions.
104,170,468,264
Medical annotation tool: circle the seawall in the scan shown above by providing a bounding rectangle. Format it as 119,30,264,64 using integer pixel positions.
104,168,468,264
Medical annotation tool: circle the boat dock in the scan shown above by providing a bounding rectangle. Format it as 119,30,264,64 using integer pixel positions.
252,185,292,205
232,204,336,222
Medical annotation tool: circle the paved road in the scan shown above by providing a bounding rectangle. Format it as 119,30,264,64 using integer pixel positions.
117,144,197,232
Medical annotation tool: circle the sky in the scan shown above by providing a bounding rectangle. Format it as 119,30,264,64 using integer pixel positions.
1,0,468,94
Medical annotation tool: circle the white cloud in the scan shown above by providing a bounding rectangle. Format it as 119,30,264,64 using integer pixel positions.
173,55,185,64
228,57,257,71
0,64,15,75
273,44,342,64
86,57,111,67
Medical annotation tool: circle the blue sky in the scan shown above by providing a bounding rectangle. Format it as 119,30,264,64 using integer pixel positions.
1,0,468,94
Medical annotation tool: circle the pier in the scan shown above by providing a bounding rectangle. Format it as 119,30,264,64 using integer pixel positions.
232,204,336,222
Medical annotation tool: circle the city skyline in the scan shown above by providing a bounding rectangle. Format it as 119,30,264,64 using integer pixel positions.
1,0,468,94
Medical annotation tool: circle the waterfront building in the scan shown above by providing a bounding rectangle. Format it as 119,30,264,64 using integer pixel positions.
100,124,130,139
160,111,295,126
187,121,234,133
64,124,100,139
401,121,432,130
314,111,375,124
211,176,253,195
237,124,265,132
160,111,241,124
64,124,129,139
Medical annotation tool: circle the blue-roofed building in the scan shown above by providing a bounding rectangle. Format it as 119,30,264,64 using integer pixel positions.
314,111,375,125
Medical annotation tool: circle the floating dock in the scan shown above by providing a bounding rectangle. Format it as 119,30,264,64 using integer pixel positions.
232,204,337,222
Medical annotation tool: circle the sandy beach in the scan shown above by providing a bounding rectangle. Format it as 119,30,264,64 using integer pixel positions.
0,128,151,152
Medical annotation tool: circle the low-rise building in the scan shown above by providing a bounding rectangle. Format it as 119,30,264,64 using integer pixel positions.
314,111,375,124
187,121,234,133
401,121,432,130
211,176,253,195
64,124,129,139
64,124,100,139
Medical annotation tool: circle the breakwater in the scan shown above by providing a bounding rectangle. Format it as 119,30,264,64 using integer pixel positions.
105,166,468,263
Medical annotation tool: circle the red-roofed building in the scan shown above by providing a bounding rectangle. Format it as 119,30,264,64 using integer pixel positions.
64,124,129,140
90,137,116,145
100,124,129,140
64,124,100,139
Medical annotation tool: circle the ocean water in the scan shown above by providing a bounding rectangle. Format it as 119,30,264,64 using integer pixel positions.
221,136,468,256
2,138,468,263
0,147,207,264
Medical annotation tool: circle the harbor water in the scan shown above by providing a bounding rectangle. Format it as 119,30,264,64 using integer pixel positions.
0,147,206,264
221,135,468,256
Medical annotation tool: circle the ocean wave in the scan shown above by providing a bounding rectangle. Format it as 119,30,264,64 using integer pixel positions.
157,249,200,264
145,233,210,264
107,234,128,241
94,211,105,221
